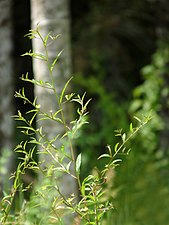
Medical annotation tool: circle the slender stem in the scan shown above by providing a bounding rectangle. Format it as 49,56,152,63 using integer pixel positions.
37,31,78,194
113,120,148,158
40,29,76,163
56,186,90,223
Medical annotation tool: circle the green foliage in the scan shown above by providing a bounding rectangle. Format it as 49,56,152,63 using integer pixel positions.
130,41,169,153
111,42,169,225
0,27,149,225
74,74,129,177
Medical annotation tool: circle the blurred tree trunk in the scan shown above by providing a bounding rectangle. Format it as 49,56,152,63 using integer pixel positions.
0,0,14,195
31,0,77,223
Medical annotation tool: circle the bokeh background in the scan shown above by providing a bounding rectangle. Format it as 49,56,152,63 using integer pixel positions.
1,0,169,224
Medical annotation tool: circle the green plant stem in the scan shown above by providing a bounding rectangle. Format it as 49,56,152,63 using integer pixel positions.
39,28,76,164
55,186,90,223
113,120,149,158
1,175,21,224
94,193,99,225
99,118,151,179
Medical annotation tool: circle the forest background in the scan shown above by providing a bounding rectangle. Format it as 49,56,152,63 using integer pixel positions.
1,0,169,224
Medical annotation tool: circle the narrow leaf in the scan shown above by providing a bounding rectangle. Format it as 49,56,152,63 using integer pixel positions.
122,133,126,143
29,111,38,125
113,159,122,164
130,122,133,132
59,77,73,104
66,161,72,172
53,109,62,118
83,98,92,112
98,154,110,160
114,142,119,153
107,145,112,157
50,50,63,72
134,116,141,122
122,147,126,153
76,153,82,174
44,32,52,46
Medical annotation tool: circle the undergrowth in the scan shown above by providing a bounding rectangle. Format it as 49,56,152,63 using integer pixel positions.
0,27,150,225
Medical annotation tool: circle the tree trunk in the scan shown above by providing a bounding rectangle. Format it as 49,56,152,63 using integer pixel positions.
0,0,14,195
30,0,77,223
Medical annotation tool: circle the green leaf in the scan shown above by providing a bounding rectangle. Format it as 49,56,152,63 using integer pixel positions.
98,211,105,220
50,50,63,72
130,122,133,132
122,147,126,153
26,109,38,114
44,32,52,46
83,98,92,112
122,133,126,143
66,161,72,172
22,87,25,97
22,51,47,61
134,116,141,122
110,159,122,167
113,159,122,164
28,111,38,125
114,142,119,153
18,110,22,118
98,154,110,160
49,34,61,41
76,153,82,175
107,145,112,157
65,93,75,101
53,117,63,124
17,126,35,132
59,77,73,104
53,109,62,118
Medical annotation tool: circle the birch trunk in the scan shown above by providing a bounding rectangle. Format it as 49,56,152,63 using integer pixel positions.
31,1,77,223
0,0,14,196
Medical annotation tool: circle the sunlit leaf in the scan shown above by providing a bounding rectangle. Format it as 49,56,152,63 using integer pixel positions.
134,116,141,122
76,153,82,175
122,133,126,143
50,50,63,72
114,142,119,153
98,154,110,160
59,77,73,104
130,122,133,132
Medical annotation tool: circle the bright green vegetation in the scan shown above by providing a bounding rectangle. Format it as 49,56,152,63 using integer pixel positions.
0,28,152,225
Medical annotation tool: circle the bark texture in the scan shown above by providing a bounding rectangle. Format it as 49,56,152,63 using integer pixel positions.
0,0,14,194
31,0,72,135
31,1,77,223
